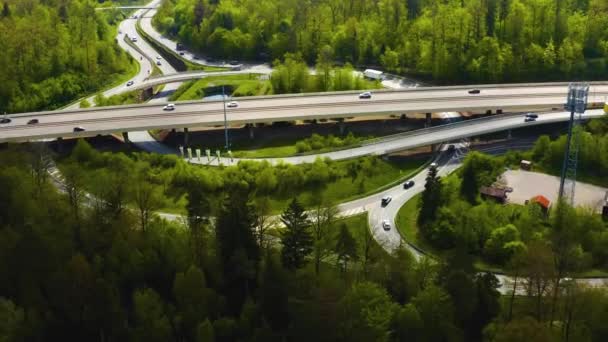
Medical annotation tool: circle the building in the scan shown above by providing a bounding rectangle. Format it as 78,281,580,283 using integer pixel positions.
480,186,510,203
530,195,551,215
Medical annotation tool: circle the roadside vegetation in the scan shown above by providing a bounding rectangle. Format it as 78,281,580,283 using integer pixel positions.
396,118,608,278
171,55,381,101
155,0,608,83
0,0,139,113
56,140,425,214
227,132,372,159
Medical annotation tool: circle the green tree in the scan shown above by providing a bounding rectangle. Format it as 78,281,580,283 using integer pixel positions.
280,198,313,270
259,252,289,332
215,189,260,314
337,282,398,342
335,224,358,274
133,288,172,342
173,266,209,340
196,319,215,342
418,164,443,227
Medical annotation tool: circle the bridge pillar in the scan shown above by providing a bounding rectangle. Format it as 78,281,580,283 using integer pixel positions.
122,132,130,144
141,87,154,101
425,113,432,127
183,127,189,147
507,129,512,140
248,124,255,139
55,137,64,154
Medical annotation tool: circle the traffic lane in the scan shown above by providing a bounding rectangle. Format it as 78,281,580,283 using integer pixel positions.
8,92,605,126
2,107,603,144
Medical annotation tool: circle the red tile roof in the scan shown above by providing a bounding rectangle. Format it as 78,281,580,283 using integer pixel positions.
531,195,551,209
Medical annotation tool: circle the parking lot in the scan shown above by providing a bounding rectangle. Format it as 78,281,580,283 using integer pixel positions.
502,170,607,212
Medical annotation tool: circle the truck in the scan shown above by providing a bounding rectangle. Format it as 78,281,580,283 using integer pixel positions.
363,69,383,80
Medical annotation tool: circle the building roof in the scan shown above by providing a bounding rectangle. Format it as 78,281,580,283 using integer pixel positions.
531,195,551,209
480,186,508,198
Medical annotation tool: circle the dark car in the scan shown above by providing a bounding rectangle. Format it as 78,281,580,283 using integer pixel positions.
381,196,392,207
403,180,415,189
179,51,185,56
27,119,39,125
525,112,538,119
447,144,456,152
73,126,86,132
0,117,11,124
468,89,481,94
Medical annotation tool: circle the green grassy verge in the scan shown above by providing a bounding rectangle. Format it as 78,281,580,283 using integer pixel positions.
170,74,271,101
268,158,427,212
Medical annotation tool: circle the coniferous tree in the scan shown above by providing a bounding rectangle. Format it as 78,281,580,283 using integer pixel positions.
418,165,442,228
335,223,358,274
280,198,312,270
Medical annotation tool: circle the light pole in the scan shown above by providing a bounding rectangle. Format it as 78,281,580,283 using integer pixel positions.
222,85,229,150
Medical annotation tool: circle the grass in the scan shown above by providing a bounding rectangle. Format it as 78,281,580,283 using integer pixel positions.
171,74,271,101
267,158,427,212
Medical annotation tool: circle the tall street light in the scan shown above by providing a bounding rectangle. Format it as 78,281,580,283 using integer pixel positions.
222,85,229,150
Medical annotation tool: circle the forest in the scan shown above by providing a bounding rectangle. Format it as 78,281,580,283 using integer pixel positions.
0,0,136,113
2,141,608,342
154,0,608,83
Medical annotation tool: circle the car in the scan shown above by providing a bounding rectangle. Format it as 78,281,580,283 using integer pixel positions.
132,15,138,19
468,89,481,94
156,60,162,66
430,162,438,169
359,91,372,99
524,116,536,122
179,52,185,56
156,56,161,60
226,101,238,108
382,220,391,231
0,117,11,124
447,144,456,152
381,196,392,206
131,37,137,42
229,60,239,65
73,126,85,132
403,180,415,189
193,56,200,60
27,119,39,125
163,103,175,111
525,112,538,119
126,80,134,86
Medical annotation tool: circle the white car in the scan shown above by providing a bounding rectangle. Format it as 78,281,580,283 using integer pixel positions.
359,91,372,99
382,220,391,231
156,56,162,60
126,80,134,87
163,104,175,111
226,101,238,108
131,37,137,42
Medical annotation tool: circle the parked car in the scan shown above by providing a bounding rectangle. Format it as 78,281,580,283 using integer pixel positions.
126,80,134,86
27,119,39,125
163,104,175,111
359,91,372,99
382,220,391,231
226,101,239,108
403,180,415,189
381,196,392,206
468,89,481,94
73,126,85,132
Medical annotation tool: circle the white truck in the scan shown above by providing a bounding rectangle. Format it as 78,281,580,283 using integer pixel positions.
363,69,383,80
